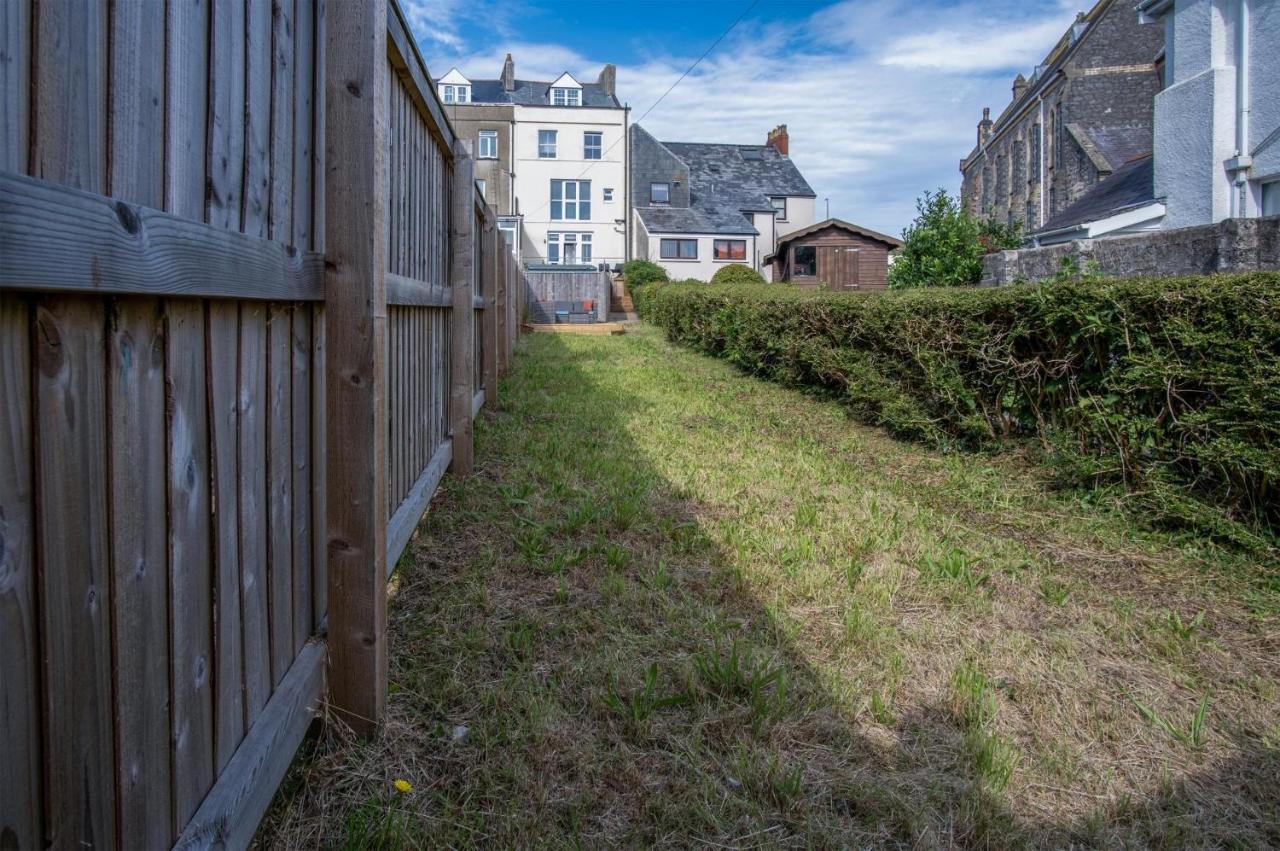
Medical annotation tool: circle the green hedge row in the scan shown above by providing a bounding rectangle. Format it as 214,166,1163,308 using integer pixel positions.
633,275,1280,547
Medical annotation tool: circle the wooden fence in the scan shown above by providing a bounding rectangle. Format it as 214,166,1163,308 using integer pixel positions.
525,268,614,323
0,1,525,848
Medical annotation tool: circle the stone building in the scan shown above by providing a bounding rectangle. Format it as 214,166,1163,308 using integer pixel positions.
959,0,1165,232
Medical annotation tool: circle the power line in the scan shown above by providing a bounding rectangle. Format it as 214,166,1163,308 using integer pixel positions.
521,0,762,219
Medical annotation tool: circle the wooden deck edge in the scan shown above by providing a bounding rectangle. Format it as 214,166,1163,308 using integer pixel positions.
172,641,326,851
522,322,626,336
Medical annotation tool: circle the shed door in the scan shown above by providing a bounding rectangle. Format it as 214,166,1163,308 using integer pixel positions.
818,246,860,290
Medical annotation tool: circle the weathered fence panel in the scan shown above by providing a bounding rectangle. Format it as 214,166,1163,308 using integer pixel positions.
525,269,613,323
0,0,526,846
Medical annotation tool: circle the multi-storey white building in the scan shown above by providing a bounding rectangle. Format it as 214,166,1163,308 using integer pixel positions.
437,56,629,268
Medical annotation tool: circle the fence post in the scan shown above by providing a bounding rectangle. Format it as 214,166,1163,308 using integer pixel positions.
482,212,499,402
449,141,475,475
496,243,509,376
323,0,388,736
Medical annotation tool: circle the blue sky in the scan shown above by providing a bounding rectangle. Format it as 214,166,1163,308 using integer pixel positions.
403,0,1085,236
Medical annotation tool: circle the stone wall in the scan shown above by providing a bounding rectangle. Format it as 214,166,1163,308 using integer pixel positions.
982,216,1280,285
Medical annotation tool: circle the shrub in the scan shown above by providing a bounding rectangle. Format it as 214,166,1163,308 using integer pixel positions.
889,189,1021,290
623,259,668,289
711,263,766,286
636,274,1280,547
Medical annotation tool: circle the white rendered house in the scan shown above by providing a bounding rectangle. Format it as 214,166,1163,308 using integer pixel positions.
1138,0,1280,225
437,57,629,268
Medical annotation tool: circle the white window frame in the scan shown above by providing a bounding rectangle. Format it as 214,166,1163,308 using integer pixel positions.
551,87,581,106
538,129,557,159
713,239,747,261
584,131,603,160
547,232,593,265
442,84,454,103
478,129,498,159
771,196,787,221
455,85,470,103
603,188,614,202
650,183,670,205
660,238,698,260
550,180,591,221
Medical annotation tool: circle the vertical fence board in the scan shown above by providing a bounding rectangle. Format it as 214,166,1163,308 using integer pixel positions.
207,303,245,771
107,298,172,850
243,0,272,238
32,0,106,191
291,308,313,652
293,0,315,250
310,304,326,627
0,0,30,173
0,295,39,849
238,304,270,720
311,0,326,252
165,0,209,220
108,0,165,206
267,304,294,684
449,148,475,476
324,0,389,735
269,0,295,243
34,297,115,850
167,299,215,832
207,0,246,231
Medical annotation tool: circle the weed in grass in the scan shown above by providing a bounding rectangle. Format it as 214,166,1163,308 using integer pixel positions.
951,660,1017,793
603,663,686,729
554,578,569,604
920,546,983,590
692,640,788,721
870,689,895,725
514,527,549,561
602,569,627,599
1132,693,1211,749
843,559,865,590
795,502,819,529
1039,578,1071,606
648,561,674,590
1164,609,1206,642
506,621,536,663
604,543,630,570
340,794,424,851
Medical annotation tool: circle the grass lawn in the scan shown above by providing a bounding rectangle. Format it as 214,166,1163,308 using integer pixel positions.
260,325,1279,848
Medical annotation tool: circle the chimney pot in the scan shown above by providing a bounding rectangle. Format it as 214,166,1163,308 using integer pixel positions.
978,107,994,146
766,124,789,156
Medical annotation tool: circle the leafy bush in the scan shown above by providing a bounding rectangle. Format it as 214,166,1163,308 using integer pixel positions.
889,189,1022,290
711,263,766,286
623,259,668,289
637,274,1280,547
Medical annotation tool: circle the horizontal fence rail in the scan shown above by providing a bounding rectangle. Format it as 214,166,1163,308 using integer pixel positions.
0,0,528,847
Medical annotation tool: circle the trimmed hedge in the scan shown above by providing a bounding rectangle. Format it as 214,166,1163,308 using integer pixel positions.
622,259,668,289
636,274,1280,546
711,263,767,286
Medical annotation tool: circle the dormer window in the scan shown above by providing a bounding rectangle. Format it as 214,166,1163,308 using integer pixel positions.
551,88,580,106
441,84,470,103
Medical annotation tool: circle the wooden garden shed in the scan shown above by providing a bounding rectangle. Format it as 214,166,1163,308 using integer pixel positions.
766,218,903,291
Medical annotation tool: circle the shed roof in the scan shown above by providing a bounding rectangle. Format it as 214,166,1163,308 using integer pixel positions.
764,219,903,263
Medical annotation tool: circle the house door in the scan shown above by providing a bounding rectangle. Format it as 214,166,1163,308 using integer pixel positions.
818,247,860,290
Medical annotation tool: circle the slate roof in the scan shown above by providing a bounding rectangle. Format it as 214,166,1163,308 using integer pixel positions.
635,138,817,236
1033,154,1156,235
635,206,759,237
1083,126,1154,172
468,79,621,108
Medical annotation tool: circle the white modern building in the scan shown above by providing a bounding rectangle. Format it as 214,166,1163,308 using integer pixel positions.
1139,0,1280,225
437,56,629,267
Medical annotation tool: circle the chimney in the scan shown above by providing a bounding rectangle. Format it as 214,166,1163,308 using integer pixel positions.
1012,73,1028,103
596,63,616,97
766,124,789,156
1071,11,1089,43
977,107,994,146
501,53,515,92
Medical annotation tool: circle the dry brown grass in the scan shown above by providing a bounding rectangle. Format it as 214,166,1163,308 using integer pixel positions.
258,327,1279,849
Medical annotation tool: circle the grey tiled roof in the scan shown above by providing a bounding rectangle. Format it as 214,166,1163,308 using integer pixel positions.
1033,154,1155,234
468,79,621,108
635,138,815,236
635,206,758,236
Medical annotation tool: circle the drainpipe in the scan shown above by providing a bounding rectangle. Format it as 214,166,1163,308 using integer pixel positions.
1037,94,1047,227
1231,0,1252,217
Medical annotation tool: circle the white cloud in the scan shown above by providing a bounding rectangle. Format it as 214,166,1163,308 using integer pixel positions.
411,0,1084,236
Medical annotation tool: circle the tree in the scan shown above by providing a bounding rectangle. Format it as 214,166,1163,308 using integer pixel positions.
889,189,1022,289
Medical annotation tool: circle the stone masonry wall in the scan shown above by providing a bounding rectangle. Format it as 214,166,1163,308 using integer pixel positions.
982,216,1280,285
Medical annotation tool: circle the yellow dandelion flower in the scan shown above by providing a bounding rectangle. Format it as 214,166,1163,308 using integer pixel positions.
393,778,412,794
